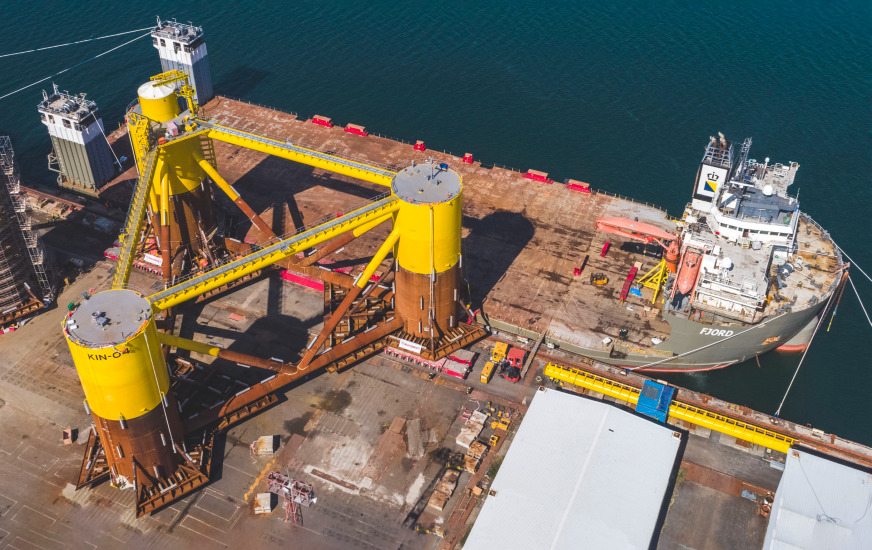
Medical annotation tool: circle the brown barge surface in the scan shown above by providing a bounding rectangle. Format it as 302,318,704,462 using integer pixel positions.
192,97,679,347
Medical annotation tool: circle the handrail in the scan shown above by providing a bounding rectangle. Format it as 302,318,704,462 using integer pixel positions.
201,121,396,186
112,149,158,289
148,195,400,310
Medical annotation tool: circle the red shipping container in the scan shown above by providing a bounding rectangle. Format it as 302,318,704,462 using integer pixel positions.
566,179,592,193
344,123,368,136
524,169,553,184
312,115,333,128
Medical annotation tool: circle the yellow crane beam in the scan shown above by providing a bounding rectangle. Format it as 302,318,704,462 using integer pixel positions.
148,195,400,311
204,123,395,187
543,362,795,453
150,70,198,116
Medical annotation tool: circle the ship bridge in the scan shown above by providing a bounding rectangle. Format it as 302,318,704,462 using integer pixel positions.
709,148,801,246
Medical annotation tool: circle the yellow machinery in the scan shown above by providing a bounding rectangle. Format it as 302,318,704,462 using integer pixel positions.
491,341,508,363
65,73,488,516
590,273,608,285
637,259,669,304
491,420,510,431
139,70,199,120
480,361,496,383
543,362,796,453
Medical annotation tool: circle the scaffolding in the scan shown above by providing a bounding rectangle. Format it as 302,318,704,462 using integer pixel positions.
266,472,316,524
0,136,54,302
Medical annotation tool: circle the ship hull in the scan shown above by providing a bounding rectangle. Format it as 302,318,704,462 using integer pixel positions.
578,299,830,372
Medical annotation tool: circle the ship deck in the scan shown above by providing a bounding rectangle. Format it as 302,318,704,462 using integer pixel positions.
196,97,682,350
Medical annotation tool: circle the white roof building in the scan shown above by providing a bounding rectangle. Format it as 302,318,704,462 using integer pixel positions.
763,447,872,550
464,387,684,550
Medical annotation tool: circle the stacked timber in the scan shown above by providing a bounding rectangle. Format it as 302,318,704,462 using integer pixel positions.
427,469,461,511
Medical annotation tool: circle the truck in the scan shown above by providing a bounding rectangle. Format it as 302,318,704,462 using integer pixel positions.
480,361,496,383
491,342,508,363
506,348,526,369
500,347,526,383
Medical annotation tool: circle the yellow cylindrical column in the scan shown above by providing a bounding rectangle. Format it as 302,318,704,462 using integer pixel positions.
137,82,180,123
390,161,463,340
63,289,183,488
393,193,462,275
392,162,462,275
162,139,207,194
64,290,167,419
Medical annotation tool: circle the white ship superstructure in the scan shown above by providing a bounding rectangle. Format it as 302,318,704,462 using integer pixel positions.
671,136,814,326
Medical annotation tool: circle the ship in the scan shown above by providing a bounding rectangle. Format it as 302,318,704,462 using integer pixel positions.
505,133,847,372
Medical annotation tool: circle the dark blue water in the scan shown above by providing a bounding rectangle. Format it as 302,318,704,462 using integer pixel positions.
1,2,870,442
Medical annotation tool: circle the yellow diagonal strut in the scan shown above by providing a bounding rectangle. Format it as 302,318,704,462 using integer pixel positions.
148,196,401,311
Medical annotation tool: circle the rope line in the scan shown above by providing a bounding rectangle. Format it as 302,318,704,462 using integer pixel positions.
773,290,835,418
0,32,150,101
834,242,872,285
142,331,177,453
848,276,872,329
0,27,153,58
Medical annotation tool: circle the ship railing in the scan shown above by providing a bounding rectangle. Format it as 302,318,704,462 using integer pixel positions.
797,213,844,265
719,209,795,228
211,95,297,119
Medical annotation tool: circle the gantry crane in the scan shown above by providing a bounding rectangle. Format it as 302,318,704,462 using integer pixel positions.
65,74,485,516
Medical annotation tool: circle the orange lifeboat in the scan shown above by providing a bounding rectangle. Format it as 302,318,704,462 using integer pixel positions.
676,250,702,295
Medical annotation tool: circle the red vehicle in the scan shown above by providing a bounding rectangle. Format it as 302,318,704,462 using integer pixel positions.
500,348,526,383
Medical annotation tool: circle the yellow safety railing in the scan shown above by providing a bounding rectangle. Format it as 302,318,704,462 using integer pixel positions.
544,362,795,453
668,402,795,453
543,363,641,404
204,123,395,187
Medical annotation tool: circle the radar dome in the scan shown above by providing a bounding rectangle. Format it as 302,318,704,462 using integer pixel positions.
762,184,774,196
722,257,734,270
